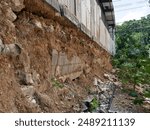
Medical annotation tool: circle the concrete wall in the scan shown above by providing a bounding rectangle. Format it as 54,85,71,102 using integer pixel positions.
52,49,84,80
45,0,115,54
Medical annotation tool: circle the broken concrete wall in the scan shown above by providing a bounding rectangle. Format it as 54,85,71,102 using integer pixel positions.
49,0,115,55
52,49,84,81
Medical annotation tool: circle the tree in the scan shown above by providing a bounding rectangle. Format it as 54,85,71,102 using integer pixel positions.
113,15,150,88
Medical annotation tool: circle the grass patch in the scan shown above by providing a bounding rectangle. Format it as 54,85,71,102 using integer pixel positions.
79,39,85,45
51,78,64,88
143,89,150,98
133,97,144,105
89,97,100,112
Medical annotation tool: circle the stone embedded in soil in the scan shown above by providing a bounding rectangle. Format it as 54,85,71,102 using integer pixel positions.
104,73,117,82
111,69,116,74
114,81,122,87
32,70,40,85
17,71,35,85
2,45,10,55
32,20,43,29
7,44,21,56
0,39,4,53
145,98,150,103
0,4,16,22
83,95,95,103
135,85,144,94
73,104,80,112
25,74,34,85
21,85,35,97
11,0,25,12
1,43,21,56
27,96,37,104
34,92,55,112
143,99,150,110
5,7,17,22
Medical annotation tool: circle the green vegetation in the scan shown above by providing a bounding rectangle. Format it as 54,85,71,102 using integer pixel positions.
121,88,132,93
79,39,85,45
89,97,100,112
85,85,91,94
113,15,150,107
133,97,144,105
143,89,150,98
113,14,150,89
51,78,64,88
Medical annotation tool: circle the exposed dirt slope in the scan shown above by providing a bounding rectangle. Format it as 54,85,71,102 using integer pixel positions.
0,0,113,112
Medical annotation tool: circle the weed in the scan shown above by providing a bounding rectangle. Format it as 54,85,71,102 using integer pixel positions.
51,78,64,88
85,86,91,94
89,97,100,112
79,39,85,45
143,89,150,98
133,97,144,105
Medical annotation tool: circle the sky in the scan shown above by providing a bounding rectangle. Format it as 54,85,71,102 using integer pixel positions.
113,0,150,24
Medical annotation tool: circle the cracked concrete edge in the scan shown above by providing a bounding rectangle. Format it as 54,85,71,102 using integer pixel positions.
44,0,93,42
45,0,61,13
41,0,114,55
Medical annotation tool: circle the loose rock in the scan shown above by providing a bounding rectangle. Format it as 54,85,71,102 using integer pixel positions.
0,39,4,53
11,0,25,12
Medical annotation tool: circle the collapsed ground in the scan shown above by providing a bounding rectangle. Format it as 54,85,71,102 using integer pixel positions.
0,0,149,113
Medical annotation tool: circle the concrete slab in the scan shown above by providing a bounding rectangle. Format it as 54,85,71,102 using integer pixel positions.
51,65,56,76
75,57,81,64
45,0,60,12
72,56,77,64
61,5,80,28
58,55,65,65
52,54,58,66
80,23,92,39
61,65,69,75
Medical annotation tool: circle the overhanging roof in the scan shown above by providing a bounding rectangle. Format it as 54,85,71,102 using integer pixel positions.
99,0,115,27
